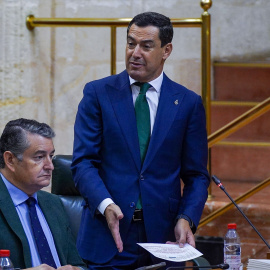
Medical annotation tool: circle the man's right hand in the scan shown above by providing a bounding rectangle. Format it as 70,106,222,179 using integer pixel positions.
24,264,55,270
23,264,84,270
104,203,124,252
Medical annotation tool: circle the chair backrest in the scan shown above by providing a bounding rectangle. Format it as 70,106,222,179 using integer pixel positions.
51,155,83,240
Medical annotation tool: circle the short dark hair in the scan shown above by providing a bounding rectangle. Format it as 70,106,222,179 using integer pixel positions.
127,12,173,47
0,118,55,168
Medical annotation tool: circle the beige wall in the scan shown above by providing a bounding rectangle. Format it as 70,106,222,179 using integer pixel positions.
1,0,270,154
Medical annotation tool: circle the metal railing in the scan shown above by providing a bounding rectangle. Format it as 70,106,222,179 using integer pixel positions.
198,176,270,228
200,97,270,227
208,97,270,148
26,0,212,144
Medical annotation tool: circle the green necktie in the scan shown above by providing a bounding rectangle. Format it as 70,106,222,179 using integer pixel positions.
135,82,151,162
135,82,151,209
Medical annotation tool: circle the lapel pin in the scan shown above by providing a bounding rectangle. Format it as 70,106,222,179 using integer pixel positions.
174,99,178,105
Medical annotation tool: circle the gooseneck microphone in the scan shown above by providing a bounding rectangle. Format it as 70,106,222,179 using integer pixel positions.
135,262,166,270
166,263,229,269
212,175,270,250
135,262,229,270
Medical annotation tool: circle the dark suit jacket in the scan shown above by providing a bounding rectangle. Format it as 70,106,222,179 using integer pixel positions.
0,176,86,269
71,70,210,264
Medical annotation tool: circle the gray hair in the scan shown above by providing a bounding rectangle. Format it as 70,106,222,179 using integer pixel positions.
0,118,55,168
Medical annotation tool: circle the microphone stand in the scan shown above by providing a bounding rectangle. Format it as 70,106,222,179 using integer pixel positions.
135,262,166,270
166,263,229,269
212,175,270,250
135,262,229,270
135,261,229,270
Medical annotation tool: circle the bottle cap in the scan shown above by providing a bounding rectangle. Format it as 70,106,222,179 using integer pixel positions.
0,250,10,257
228,223,237,229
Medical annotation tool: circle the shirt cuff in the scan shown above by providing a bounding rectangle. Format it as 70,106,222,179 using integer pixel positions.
97,198,114,215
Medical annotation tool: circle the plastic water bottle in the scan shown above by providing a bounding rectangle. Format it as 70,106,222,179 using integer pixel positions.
224,223,241,270
0,250,14,270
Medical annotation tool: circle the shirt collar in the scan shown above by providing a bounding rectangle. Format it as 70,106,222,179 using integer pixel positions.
129,72,163,93
0,172,37,207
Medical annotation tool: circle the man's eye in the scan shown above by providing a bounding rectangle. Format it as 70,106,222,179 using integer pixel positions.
34,156,43,161
128,42,135,48
144,44,152,49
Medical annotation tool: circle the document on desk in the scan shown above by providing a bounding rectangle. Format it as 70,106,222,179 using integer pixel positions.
137,243,203,262
247,259,270,270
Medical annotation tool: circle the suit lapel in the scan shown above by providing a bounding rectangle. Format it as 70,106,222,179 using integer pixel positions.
106,71,141,171
142,74,186,170
37,192,66,263
0,176,32,268
37,192,59,233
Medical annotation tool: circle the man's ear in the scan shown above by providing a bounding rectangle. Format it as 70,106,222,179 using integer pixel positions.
3,151,17,172
162,43,173,60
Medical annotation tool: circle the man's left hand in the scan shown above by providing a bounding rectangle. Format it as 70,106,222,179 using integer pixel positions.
166,218,195,248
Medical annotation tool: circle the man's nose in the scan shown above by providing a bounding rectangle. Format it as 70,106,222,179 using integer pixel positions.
132,44,141,58
44,157,54,170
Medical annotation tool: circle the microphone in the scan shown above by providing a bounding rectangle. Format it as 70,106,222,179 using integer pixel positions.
135,262,166,270
166,263,229,269
135,262,229,270
212,175,270,250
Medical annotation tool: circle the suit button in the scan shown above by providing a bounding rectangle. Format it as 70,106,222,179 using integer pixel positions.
140,174,144,180
130,202,135,208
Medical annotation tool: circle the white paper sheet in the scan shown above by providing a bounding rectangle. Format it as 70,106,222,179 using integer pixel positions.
137,243,203,262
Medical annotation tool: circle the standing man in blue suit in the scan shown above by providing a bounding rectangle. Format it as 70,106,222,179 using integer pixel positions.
72,11,210,270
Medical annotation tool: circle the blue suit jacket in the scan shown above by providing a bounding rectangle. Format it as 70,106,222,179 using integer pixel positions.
71,70,210,264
